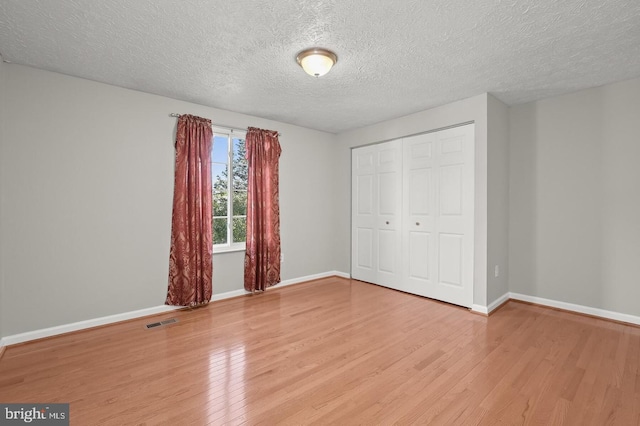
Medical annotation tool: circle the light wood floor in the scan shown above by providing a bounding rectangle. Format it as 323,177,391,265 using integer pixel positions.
1,277,639,425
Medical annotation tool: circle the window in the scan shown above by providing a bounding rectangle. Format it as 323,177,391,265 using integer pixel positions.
212,129,247,251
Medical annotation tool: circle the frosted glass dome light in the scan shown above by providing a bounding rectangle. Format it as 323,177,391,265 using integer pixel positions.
296,48,338,77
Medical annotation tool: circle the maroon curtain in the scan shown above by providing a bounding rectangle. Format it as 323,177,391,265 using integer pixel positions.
244,127,282,292
166,115,213,306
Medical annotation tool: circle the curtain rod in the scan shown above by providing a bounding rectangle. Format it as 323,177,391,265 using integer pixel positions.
169,113,281,136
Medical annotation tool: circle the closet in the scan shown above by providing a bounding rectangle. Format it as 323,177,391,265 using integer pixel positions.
351,124,475,307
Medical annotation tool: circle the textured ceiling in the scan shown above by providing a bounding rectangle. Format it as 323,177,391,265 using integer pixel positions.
1,0,639,133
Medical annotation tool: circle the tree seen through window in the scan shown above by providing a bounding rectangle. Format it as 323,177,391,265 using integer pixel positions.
212,132,247,248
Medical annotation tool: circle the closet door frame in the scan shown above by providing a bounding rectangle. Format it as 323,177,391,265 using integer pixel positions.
351,122,475,308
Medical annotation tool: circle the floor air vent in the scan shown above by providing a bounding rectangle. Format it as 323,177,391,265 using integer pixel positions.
146,318,178,329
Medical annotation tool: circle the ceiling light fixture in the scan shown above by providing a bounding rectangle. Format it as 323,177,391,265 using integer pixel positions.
296,48,338,77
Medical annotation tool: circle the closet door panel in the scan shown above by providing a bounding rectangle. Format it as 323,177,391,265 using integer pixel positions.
439,165,463,216
355,228,373,270
375,140,402,288
378,172,397,215
402,125,474,306
409,169,431,215
433,125,474,307
438,233,463,286
378,229,396,272
402,133,437,297
351,140,402,288
356,175,374,216
351,145,378,284
408,231,430,280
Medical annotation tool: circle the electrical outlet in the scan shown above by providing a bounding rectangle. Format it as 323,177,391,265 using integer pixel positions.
281,253,284,264
494,265,499,278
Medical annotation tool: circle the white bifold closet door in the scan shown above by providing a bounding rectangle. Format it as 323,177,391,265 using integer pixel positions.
351,124,474,308
402,125,474,307
351,139,402,290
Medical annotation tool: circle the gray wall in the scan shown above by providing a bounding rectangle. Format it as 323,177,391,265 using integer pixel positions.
509,77,640,317
3,60,638,339
487,95,510,304
1,64,338,336
0,56,5,340
335,94,490,308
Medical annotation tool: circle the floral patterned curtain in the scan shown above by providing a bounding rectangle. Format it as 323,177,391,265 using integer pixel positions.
244,127,282,292
166,114,213,306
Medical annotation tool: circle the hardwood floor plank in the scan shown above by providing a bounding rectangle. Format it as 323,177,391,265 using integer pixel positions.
548,398,571,426
0,277,638,425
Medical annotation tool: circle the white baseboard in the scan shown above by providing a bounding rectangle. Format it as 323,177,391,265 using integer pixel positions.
278,270,350,287
488,292,510,313
210,289,248,302
2,305,181,346
210,271,351,301
333,271,351,279
15,275,635,348
1,271,351,347
509,292,640,326
471,304,488,315
471,293,510,315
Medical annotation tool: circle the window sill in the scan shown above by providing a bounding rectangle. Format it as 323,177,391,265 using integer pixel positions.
213,245,246,255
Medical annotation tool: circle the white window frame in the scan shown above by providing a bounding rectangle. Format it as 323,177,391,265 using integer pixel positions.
212,127,247,253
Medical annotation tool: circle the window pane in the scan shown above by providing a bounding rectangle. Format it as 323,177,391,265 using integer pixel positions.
232,216,247,243
213,192,228,216
212,136,228,164
212,163,228,193
212,134,247,248
233,137,248,190
213,218,228,245
233,191,247,215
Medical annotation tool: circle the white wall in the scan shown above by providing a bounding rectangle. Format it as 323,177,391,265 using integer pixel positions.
335,94,490,308
1,64,338,336
487,95,510,304
509,77,640,317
